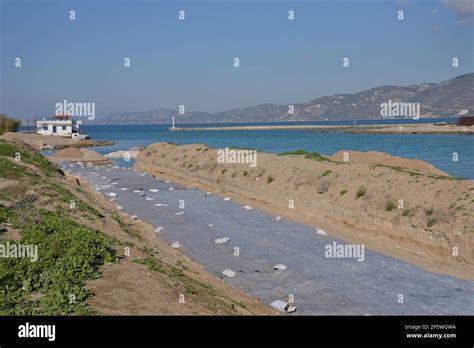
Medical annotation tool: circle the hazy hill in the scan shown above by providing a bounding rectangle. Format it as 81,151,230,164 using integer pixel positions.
95,73,473,124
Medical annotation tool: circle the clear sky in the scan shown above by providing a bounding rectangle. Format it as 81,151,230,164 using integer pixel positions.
1,0,473,120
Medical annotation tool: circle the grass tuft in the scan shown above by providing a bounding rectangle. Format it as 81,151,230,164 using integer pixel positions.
356,186,367,198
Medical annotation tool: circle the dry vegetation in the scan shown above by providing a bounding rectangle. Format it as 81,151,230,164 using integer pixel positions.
0,115,21,135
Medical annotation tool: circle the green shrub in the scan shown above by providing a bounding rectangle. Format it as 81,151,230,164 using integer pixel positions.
385,201,396,211
0,209,115,315
279,149,330,162
356,186,367,198
0,115,21,135
0,140,58,176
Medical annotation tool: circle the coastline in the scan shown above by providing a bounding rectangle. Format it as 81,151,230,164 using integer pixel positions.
169,123,474,134
0,132,114,150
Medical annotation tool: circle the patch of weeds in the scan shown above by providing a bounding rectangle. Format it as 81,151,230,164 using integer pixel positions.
112,213,141,239
0,141,60,177
176,260,188,271
0,205,19,227
340,189,348,196
267,176,274,183
356,186,367,198
142,245,157,257
132,258,164,273
424,207,433,216
0,158,34,180
278,149,308,156
0,209,115,315
279,149,331,162
374,163,465,181
427,218,437,228
184,284,198,295
322,170,332,177
385,201,396,211
234,301,247,309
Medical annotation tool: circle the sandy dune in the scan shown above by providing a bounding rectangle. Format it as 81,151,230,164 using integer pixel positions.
50,147,111,165
329,150,449,176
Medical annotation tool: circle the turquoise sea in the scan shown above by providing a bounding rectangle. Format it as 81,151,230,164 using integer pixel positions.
58,118,473,179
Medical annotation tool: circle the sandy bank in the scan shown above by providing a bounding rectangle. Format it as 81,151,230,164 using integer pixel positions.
49,147,111,165
0,132,113,150
134,143,474,281
329,150,449,177
170,123,474,134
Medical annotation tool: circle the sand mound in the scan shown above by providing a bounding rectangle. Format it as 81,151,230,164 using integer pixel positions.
330,150,449,177
50,147,110,164
53,147,83,158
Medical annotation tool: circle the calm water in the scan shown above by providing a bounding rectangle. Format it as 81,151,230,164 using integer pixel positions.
59,118,473,179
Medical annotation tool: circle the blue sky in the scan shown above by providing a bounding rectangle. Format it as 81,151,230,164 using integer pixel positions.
1,0,473,120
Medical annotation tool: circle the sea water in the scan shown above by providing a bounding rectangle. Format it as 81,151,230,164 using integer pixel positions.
74,118,472,179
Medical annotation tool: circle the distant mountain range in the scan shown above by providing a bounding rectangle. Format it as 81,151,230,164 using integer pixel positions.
94,73,473,124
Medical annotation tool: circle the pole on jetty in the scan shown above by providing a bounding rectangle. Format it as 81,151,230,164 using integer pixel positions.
172,116,175,129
